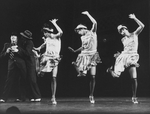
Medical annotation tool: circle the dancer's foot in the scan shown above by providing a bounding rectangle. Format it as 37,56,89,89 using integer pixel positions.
30,98,41,102
106,66,113,73
38,72,45,77
107,67,119,78
34,98,41,102
51,97,57,105
72,62,76,66
77,72,86,77
0,99,5,103
14,99,21,102
132,97,138,104
89,96,95,104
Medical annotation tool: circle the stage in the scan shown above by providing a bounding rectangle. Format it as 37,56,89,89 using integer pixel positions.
0,97,150,114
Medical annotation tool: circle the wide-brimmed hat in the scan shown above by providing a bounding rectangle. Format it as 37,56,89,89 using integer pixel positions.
117,25,127,33
75,24,87,30
20,30,32,39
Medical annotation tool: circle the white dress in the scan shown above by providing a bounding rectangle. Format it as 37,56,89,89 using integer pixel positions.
40,37,61,73
114,33,139,76
75,31,101,75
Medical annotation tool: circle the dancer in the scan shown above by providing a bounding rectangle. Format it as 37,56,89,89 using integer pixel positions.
107,14,144,104
20,30,41,102
34,19,63,105
68,11,101,104
0,32,27,102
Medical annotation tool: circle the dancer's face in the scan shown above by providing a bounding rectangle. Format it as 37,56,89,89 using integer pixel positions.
77,29,88,35
120,28,129,36
10,35,17,44
44,32,51,37
44,32,55,39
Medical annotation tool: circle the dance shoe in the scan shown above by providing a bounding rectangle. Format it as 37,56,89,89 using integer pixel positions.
30,98,41,102
14,99,21,102
51,97,57,105
0,99,5,103
89,96,95,104
77,72,86,77
107,67,119,78
132,97,138,104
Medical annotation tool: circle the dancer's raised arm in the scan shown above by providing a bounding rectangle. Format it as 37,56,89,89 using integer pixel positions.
49,19,63,38
82,11,97,32
129,14,145,35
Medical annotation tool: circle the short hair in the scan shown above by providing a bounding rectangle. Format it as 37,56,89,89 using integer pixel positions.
41,23,54,33
117,25,128,33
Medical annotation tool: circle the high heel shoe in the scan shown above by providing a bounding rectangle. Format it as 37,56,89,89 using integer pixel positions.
0,99,5,103
107,67,119,78
132,97,138,104
89,96,95,104
51,97,57,105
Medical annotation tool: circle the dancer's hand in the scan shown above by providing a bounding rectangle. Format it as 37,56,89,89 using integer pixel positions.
33,47,40,52
50,19,58,24
32,49,40,58
82,11,89,15
6,47,11,53
129,14,136,19
11,45,18,52
68,47,75,52
114,51,120,58
42,37,46,41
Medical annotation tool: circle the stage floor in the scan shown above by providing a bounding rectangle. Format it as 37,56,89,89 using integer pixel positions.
0,97,150,114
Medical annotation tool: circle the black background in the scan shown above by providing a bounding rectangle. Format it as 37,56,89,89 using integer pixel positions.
0,0,149,98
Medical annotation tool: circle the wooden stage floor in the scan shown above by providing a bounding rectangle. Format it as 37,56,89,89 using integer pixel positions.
0,97,150,114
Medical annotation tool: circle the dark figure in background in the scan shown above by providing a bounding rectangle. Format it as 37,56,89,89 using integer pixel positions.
0,32,27,102
20,30,41,102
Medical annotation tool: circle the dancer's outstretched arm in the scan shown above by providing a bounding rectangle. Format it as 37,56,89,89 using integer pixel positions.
129,14,144,35
50,19,63,38
68,46,84,53
82,11,97,33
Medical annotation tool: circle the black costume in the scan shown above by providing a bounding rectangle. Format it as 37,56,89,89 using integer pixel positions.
0,42,27,101
20,30,41,100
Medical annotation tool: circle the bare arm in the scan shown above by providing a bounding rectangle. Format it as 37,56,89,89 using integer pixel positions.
68,46,84,53
34,42,46,51
82,11,97,32
50,19,63,38
129,14,145,35
32,49,40,58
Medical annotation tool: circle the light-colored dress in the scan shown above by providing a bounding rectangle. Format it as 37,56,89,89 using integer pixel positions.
114,33,139,76
74,31,101,75
39,38,61,74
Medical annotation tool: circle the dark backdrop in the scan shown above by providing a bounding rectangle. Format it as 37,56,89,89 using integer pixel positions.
0,0,149,98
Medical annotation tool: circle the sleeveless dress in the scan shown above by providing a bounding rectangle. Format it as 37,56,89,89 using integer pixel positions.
39,38,61,73
114,33,139,76
74,31,101,75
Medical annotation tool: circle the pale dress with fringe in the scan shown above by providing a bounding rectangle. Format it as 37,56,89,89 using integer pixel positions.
75,31,101,75
114,33,139,76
